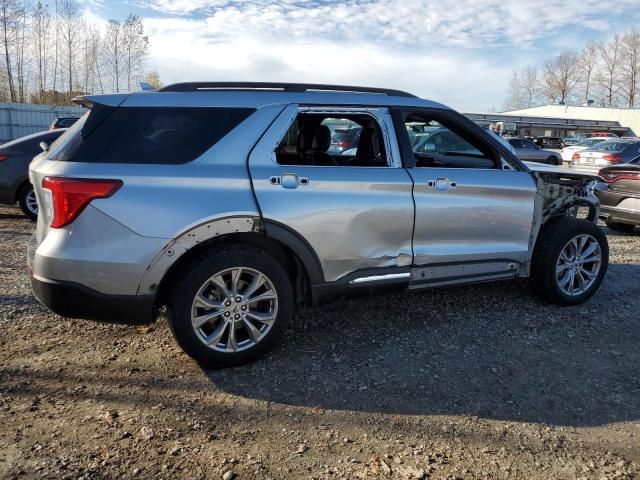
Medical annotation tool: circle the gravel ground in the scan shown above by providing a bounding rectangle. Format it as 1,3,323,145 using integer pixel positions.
0,205,639,480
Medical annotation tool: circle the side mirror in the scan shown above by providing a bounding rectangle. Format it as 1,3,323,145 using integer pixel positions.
39,141,49,152
423,143,436,153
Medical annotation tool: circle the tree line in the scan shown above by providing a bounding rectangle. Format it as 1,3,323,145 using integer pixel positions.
0,0,158,106
504,28,640,111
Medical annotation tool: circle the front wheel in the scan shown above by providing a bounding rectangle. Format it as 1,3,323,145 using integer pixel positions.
531,218,608,305
168,245,294,368
17,183,38,221
547,155,560,166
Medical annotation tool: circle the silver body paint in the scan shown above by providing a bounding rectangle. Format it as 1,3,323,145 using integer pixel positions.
27,88,600,310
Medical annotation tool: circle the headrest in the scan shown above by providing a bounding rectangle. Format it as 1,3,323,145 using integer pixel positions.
312,125,331,152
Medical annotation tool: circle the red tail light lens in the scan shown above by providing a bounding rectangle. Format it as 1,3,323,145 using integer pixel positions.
0,154,9,161
42,177,122,228
602,154,622,163
572,152,581,161
336,141,352,147
599,170,640,183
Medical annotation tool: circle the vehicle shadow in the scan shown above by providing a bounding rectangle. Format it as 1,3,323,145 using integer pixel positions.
0,211,27,220
207,262,640,427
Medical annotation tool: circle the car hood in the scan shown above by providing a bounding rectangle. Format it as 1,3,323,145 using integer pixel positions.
524,161,601,180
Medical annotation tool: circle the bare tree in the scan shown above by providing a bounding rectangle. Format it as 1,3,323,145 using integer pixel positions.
0,0,22,102
579,40,599,102
541,51,580,104
13,2,27,102
620,28,640,107
596,35,623,107
32,1,50,103
521,66,539,108
59,0,80,102
103,19,123,92
503,66,539,111
80,23,101,94
122,14,148,92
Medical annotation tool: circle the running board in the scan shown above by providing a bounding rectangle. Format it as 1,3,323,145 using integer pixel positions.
409,261,521,289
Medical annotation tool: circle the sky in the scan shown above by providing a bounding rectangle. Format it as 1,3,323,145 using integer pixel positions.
85,0,640,112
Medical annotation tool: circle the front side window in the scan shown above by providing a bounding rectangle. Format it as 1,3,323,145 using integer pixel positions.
402,113,497,169
275,112,388,167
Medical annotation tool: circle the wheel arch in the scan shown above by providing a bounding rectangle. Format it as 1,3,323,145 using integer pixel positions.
149,217,324,313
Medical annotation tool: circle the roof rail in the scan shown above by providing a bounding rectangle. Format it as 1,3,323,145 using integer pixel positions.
157,82,416,98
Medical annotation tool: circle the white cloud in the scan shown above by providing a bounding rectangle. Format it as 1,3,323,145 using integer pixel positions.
139,0,640,48
91,0,640,111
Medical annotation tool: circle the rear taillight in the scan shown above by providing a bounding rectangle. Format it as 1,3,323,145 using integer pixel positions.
602,154,622,163
572,152,581,161
42,177,122,228
599,170,640,183
0,154,9,161
336,141,352,147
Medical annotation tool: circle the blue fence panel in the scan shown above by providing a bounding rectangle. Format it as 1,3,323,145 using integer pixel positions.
0,102,86,143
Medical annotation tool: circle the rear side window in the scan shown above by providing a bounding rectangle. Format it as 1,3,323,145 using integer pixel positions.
49,106,254,164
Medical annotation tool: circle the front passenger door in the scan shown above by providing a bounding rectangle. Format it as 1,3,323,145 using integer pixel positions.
394,109,538,285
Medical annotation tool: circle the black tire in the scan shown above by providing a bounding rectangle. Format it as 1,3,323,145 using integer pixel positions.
530,217,608,306
17,183,38,221
546,155,560,166
167,245,294,369
605,221,636,233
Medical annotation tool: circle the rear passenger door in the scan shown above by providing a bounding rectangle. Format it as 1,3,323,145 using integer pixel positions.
249,105,415,284
393,108,537,286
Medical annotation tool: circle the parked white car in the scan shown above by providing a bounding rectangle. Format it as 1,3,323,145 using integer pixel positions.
561,138,608,162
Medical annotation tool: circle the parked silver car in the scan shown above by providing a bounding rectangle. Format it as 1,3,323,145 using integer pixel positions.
569,139,640,174
505,137,561,165
28,82,608,368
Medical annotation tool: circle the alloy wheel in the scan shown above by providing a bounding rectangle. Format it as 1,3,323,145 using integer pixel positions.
555,234,602,296
190,267,278,352
25,189,38,215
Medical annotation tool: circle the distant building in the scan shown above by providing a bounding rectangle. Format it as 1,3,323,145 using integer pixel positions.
466,104,640,138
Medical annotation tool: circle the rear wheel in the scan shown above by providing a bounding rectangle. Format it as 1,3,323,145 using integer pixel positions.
17,183,38,221
531,217,608,305
168,245,294,368
605,221,636,233
546,155,560,165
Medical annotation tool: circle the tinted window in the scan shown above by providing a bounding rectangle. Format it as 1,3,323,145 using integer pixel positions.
58,118,78,128
507,139,522,148
50,107,254,164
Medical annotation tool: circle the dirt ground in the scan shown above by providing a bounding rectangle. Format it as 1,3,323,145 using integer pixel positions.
0,205,639,480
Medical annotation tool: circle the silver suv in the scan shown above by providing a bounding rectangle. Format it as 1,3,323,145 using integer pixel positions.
28,82,609,368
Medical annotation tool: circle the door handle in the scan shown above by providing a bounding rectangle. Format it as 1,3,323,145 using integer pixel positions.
427,177,457,191
269,173,309,189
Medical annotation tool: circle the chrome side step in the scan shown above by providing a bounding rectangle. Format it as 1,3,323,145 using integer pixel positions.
349,273,411,285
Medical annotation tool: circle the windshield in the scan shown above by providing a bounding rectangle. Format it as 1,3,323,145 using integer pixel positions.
576,138,604,147
592,141,631,152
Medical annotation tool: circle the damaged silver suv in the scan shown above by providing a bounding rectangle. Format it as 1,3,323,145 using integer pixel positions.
28,82,608,368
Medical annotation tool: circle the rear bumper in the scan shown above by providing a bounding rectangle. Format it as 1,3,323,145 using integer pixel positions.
31,274,156,324
599,205,640,226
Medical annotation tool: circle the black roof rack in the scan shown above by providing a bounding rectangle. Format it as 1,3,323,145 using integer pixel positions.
157,82,416,98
